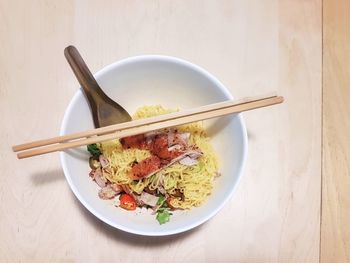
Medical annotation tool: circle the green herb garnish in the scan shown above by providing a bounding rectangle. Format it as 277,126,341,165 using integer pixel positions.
155,194,172,224
157,195,166,206
156,207,172,225
87,144,101,156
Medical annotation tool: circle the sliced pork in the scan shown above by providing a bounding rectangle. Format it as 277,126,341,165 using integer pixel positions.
121,130,202,180
98,185,118,199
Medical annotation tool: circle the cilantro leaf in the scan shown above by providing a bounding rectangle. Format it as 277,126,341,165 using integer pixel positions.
155,194,172,224
156,208,172,225
156,195,166,206
87,144,101,156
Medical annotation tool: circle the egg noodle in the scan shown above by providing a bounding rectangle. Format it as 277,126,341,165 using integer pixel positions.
98,105,219,209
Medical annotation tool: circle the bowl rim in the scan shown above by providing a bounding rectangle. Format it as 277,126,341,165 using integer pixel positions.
60,54,248,236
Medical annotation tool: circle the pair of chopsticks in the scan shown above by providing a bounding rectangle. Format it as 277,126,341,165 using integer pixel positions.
12,94,284,159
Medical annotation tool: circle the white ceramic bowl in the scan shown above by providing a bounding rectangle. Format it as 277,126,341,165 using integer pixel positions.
60,55,247,236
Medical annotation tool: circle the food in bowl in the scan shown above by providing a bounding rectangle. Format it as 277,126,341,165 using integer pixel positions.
87,105,219,224
60,54,247,236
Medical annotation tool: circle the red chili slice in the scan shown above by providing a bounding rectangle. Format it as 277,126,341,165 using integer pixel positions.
119,194,137,211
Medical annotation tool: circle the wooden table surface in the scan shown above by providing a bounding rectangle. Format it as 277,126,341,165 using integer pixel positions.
0,1,348,262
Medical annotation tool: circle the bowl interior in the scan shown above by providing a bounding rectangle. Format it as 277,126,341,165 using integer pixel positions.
60,55,247,236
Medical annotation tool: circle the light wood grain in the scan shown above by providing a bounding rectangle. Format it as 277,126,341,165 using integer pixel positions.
0,1,321,262
322,0,350,262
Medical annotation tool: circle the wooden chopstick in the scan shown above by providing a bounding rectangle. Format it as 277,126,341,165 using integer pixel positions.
13,94,284,159
13,93,277,152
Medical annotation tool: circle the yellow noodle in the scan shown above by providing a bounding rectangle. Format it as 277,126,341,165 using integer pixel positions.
98,105,219,209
